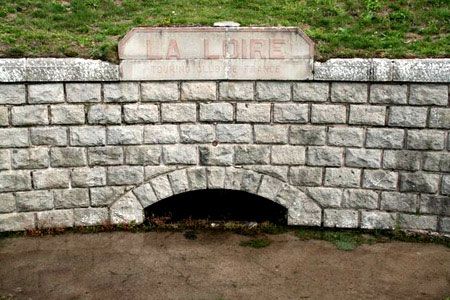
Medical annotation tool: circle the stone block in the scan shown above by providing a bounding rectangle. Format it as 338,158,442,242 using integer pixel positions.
199,103,234,122
441,175,450,195
107,126,143,145
345,148,381,169
50,147,86,167
289,126,326,145
181,82,216,101
37,209,74,229
423,152,450,172
383,150,421,171
361,211,397,229
399,214,437,231
28,84,64,104
53,188,89,209
0,193,15,213
216,124,252,143
256,82,290,101
0,171,31,192
328,127,364,147
429,108,450,129
224,167,245,190
420,195,449,215
31,127,67,146
71,167,106,187
133,183,158,207
271,145,305,165
235,145,270,165
254,125,288,144
104,83,139,102
273,103,308,123
440,217,450,233
88,146,123,166
380,192,418,213
0,107,8,126
180,124,215,143
0,212,35,232
0,84,26,104
207,167,226,189
51,105,85,125
342,189,378,209
66,83,101,103
91,186,126,207
0,150,9,170
168,170,189,195
11,148,49,169
400,172,439,193
310,104,346,124
150,175,173,200
388,106,427,128
161,103,196,122
324,168,361,188
236,103,271,123
109,192,143,225
144,125,180,144
11,105,48,125
293,82,329,102
306,187,342,208
314,59,370,81
362,170,398,190
15,190,53,212
307,146,342,167
33,169,69,189
409,84,447,106
187,167,207,190
239,170,262,194
0,128,29,148
163,145,197,165
331,83,367,103
124,145,161,165
199,145,234,166
407,130,445,150
349,105,386,125
365,128,404,149
219,82,254,101
324,209,359,228
70,126,106,146
123,104,159,123
108,166,144,185
74,207,109,226
141,82,179,101
88,104,121,124
370,84,407,104
289,166,322,186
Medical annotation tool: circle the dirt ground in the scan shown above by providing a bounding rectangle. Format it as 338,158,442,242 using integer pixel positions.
0,231,449,300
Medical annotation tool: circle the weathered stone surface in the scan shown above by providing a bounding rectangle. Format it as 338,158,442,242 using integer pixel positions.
224,167,244,190
88,104,121,125
256,82,291,101
439,217,450,233
28,84,64,104
236,103,271,123
400,172,439,194
289,126,326,145
91,186,126,207
307,147,342,167
235,145,270,165
51,105,85,125
391,59,450,82
383,150,421,171
37,209,74,228
161,103,197,122
0,212,35,232
124,145,161,165
144,166,179,181
324,168,361,188
420,195,449,215
370,84,407,104
104,83,139,102
110,192,144,225
362,170,398,190
273,103,308,123
429,108,450,129
331,83,367,103
88,147,124,166
324,209,358,228
33,169,69,189
50,147,87,167
133,183,158,207
388,107,427,128
71,167,106,187
407,130,445,150
0,193,15,213
345,148,381,169
254,125,288,144
74,207,109,226
107,126,143,145
422,152,450,172
366,128,404,149
11,148,49,169
0,171,31,192
180,124,215,143
314,59,370,81
289,166,322,186
31,127,67,146
0,84,26,104
181,82,216,101
168,170,189,195
144,125,180,144
381,192,418,213
107,166,144,185
409,84,448,106
123,104,159,124
11,105,48,125
293,82,328,102
257,176,284,200
66,83,101,103
163,145,197,165
199,145,234,166
342,189,378,209
70,126,106,146
219,82,253,101
272,145,305,165
349,105,385,126
306,187,342,208
199,103,234,122
311,104,346,124
151,175,173,199
216,124,252,143
207,167,226,189
328,127,364,147
399,214,437,231
361,211,397,229
15,190,53,212
187,167,207,190
54,188,89,209
0,107,8,127
0,150,10,170
141,82,179,102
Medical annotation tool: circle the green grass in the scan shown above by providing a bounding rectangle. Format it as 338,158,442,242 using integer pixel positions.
0,0,448,62
296,229,378,251
240,237,272,248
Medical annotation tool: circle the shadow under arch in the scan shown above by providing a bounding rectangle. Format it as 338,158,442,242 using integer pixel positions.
108,166,323,227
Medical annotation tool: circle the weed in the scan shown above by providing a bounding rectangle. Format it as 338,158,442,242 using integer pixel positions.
240,237,272,249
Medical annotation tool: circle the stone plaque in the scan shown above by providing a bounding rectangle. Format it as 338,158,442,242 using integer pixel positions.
119,27,314,80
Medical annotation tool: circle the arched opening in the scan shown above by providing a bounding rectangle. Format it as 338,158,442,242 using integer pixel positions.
144,189,288,225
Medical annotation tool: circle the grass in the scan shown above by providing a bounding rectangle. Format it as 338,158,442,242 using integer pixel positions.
240,237,272,248
0,0,448,62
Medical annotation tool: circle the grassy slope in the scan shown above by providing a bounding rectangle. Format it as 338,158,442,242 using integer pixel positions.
0,0,449,62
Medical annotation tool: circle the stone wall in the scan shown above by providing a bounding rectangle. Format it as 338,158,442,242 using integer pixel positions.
0,58,449,233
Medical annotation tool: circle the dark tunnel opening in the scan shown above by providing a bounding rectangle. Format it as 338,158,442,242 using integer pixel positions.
144,189,288,225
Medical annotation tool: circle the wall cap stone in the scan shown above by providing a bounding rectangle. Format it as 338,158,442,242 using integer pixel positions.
0,58,448,83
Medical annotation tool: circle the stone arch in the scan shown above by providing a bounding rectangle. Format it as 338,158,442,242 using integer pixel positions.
108,166,322,226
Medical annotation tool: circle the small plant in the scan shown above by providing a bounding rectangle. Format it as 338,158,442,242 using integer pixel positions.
240,237,271,248
296,229,377,251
